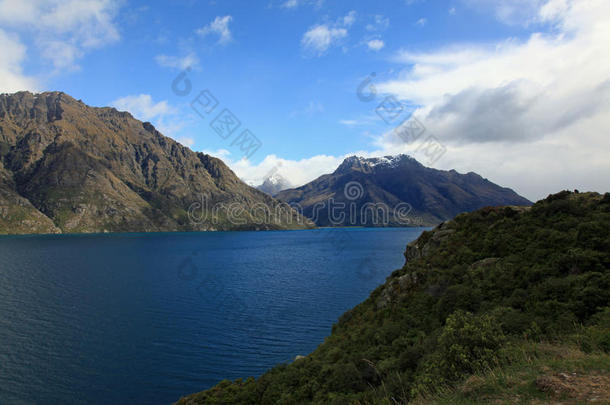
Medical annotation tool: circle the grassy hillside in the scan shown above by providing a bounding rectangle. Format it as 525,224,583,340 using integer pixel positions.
176,191,610,404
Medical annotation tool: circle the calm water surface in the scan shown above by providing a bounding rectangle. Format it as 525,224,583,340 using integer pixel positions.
0,227,426,404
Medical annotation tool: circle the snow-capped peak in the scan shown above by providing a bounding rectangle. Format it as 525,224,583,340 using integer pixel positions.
266,171,286,185
336,154,418,173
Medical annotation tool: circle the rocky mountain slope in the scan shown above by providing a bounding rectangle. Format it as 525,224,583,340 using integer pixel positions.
276,155,532,227
176,191,610,404
0,91,310,234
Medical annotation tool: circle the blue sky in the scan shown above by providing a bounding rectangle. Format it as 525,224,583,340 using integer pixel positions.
48,0,538,160
1,0,609,200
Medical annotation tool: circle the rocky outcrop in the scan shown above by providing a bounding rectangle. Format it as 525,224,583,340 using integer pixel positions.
405,221,456,261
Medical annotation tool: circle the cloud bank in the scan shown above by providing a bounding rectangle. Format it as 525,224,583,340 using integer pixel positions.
0,0,121,91
371,0,610,199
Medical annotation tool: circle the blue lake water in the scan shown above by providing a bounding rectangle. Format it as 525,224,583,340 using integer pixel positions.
0,227,426,405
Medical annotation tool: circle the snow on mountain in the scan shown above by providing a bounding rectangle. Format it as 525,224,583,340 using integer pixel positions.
256,171,293,196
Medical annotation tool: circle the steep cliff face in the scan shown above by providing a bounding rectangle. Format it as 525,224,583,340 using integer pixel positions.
0,91,311,234
276,155,532,227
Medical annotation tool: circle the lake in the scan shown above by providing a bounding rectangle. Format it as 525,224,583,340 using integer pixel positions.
0,227,426,404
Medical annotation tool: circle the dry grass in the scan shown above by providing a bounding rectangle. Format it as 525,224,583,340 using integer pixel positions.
407,341,610,405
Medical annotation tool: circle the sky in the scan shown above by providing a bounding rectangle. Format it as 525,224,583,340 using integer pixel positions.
0,0,609,201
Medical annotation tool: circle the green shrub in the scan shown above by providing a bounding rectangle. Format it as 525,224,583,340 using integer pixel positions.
436,311,506,380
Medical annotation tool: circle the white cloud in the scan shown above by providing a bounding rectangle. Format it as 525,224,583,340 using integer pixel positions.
373,0,610,200
367,39,385,51
462,0,546,26
110,94,176,122
0,28,38,92
300,11,357,56
281,0,299,8
366,15,390,31
0,0,121,70
280,0,324,9
0,0,120,42
110,94,189,138
39,40,82,70
177,137,195,147
0,1,38,23
415,18,427,27
155,53,199,70
301,25,347,55
228,154,347,188
290,101,324,118
343,10,357,27
201,148,232,161
196,15,233,45
338,115,379,127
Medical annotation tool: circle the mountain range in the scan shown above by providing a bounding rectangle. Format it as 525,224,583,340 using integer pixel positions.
0,91,531,234
276,155,532,227
0,91,310,234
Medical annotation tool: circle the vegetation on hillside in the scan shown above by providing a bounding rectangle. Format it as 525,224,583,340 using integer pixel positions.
176,191,610,404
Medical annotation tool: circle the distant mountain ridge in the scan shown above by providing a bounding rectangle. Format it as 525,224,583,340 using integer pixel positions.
0,91,310,234
276,154,531,227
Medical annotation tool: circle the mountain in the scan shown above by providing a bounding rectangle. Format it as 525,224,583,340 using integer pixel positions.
0,91,311,234
176,191,610,404
276,154,532,227
256,171,293,196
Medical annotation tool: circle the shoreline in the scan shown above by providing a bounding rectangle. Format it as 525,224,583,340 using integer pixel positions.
0,225,432,239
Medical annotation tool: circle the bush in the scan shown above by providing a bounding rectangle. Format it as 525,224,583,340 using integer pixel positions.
436,311,506,381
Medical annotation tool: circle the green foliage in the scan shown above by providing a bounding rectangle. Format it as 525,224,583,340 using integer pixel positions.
176,191,610,405
410,311,506,398
437,311,505,380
